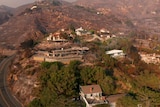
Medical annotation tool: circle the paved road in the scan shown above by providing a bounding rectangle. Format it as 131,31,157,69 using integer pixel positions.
0,55,22,107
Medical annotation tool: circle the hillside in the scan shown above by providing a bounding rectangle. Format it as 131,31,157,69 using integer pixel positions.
74,0,160,36
74,0,160,17
0,1,130,50
0,5,13,25
3,1,160,106
0,5,13,12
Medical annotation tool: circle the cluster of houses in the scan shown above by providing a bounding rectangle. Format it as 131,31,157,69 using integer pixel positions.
32,27,132,107
75,27,117,42
46,27,118,43
80,84,126,107
33,27,126,64
31,26,160,107
139,52,160,64
33,27,123,63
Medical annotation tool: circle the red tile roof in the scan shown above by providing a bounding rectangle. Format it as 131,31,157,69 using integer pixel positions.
80,85,102,94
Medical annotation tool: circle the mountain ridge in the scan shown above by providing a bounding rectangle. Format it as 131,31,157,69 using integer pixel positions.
0,5,14,25
74,0,160,36
74,0,160,18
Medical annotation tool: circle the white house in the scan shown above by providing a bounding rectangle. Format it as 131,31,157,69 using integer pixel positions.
106,49,126,58
30,5,38,10
80,85,107,107
47,32,67,42
100,28,110,34
76,27,84,32
80,85,102,99
75,27,91,36
75,27,84,36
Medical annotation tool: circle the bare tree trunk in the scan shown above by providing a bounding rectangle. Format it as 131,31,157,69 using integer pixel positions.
145,99,150,107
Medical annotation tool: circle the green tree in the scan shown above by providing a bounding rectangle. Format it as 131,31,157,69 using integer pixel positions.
100,76,116,95
129,70,160,107
69,24,75,32
41,62,63,69
20,39,34,49
80,66,105,85
136,70,160,89
48,67,77,96
136,87,160,107
30,61,83,107
102,54,117,69
117,96,139,107
94,66,106,83
127,45,140,63
28,98,42,107
80,66,95,85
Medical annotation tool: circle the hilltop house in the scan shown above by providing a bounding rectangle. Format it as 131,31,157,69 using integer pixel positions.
80,85,107,107
106,49,126,58
75,27,84,36
47,32,67,42
75,27,91,36
100,28,110,34
30,5,38,10
33,47,89,63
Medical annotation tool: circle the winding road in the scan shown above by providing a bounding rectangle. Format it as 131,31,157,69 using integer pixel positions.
0,55,22,107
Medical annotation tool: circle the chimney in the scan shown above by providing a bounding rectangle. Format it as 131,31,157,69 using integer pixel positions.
90,87,94,92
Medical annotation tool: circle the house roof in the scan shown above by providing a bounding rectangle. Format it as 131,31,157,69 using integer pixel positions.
106,93,126,103
106,49,123,55
49,32,61,37
76,27,84,31
80,85,102,94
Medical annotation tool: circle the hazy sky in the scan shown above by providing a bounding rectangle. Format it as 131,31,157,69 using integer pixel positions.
0,0,77,8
